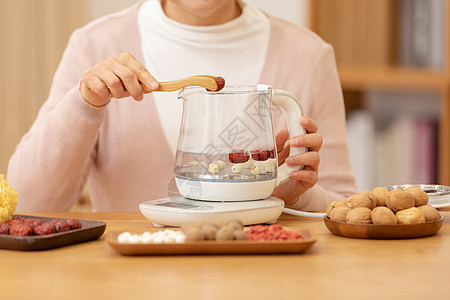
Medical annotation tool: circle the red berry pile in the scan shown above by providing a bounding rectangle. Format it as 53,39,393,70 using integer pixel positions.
246,224,303,241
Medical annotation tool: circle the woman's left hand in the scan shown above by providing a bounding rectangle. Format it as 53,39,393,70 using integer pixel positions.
273,116,323,206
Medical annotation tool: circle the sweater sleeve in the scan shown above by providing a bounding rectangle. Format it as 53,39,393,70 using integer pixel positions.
287,44,356,212
7,29,106,212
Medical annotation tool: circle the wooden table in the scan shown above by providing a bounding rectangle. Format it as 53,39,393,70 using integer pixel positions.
2,209,450,300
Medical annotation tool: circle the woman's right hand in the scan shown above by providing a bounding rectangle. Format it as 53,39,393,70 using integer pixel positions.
79,52,159,107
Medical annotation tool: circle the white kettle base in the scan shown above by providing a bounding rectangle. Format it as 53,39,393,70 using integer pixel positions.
175,176,277,201
139,196,285,227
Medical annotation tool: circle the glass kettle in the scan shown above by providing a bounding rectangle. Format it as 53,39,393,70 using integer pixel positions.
174,84,306,201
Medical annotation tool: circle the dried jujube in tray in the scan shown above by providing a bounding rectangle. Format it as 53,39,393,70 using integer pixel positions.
0,214,106,251
1,216,82,236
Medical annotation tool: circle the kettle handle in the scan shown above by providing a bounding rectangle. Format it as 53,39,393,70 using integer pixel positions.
271,89,308,186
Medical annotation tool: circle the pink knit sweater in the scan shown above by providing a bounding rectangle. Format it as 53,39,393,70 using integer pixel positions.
7,2,356,212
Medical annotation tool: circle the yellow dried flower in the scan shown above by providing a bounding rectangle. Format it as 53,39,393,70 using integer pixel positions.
0,174,18,222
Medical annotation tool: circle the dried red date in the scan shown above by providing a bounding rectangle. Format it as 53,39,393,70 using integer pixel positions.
23,218,37,224
250,148,275,161
3,217,82,236
67,219,82,230
0,222,11,234
53,220,70,233
23,218,46,228
8,218,24,225
33,223,55,236
9,223,33,236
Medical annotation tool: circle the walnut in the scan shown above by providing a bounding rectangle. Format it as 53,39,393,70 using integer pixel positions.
396,207,426,224
371,206,397,225
346,207,372,224
344,194,356,208
417,204,441,222
330,206,352,222
372,187,389,206
326,201,346,218
404,186,428,207
386,189,415,212
345,191,376,209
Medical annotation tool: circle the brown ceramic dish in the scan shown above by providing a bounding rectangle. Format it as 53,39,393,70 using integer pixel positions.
324,216,444,239
0,214,106,251
106,228,317,255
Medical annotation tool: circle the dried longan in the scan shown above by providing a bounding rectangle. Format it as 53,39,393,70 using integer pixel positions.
202,222,220,230
227,222,243,231
215,225,235,240
185,227,205,241
226,218,244,228
181,222,203,233
233,230,248,240
202,224,218,240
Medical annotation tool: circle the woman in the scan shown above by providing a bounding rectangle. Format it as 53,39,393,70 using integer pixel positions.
7,0,356,212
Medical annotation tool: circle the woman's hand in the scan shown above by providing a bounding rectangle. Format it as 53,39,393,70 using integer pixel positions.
79,52,159,107
273,116,323,206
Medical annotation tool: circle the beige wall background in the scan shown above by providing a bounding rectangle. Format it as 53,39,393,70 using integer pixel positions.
0,0,309,175
0,0,88,174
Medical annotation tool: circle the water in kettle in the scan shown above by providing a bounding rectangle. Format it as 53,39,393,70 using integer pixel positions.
174,149,278,182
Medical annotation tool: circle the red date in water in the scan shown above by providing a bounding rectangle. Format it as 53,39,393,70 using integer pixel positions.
250,148,276,161
229,148,276,163
228,149,250,163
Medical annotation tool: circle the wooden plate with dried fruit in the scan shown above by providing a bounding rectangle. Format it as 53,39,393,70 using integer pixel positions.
0,214,106,251
106,228,317,255
323,216,444,239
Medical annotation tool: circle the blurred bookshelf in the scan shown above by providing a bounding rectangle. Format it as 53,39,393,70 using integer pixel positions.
310,0,450,189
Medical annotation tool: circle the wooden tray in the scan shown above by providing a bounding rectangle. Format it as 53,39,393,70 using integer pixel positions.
324,216,444,239
0,214,106,251
106,228,317,255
